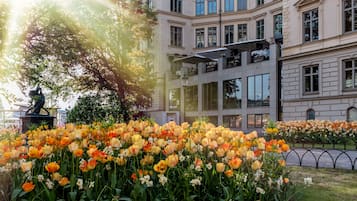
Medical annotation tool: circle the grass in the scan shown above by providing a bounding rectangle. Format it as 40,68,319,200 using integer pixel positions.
288,166,357,201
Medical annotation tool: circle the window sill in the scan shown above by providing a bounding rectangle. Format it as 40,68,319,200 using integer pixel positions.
342,88,357,93
302,92,319,96
168,45,185,50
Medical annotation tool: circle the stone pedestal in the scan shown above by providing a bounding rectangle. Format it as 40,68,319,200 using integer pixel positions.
20,115,55,133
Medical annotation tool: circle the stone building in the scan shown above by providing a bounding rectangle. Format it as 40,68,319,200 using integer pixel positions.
281,0,357,121
146,0,283,131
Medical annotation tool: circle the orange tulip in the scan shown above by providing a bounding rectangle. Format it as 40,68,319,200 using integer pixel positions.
59,177,70,186
228,157,242,169
22,182,35,192
74,149,83,157
224,169,234,178
45,162,60,173
216,163,225,173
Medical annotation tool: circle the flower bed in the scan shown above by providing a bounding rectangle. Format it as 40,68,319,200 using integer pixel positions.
0,121,291,201
267,120,357,146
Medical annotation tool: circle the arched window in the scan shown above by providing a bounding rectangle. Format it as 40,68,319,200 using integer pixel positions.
347,107,357,122
306,109,315,120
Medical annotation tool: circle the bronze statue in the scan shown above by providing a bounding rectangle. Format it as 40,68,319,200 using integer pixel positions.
26,86,49,115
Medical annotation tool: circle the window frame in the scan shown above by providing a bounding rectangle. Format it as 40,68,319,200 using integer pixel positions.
247,74,270,107
303,65,319,95
342,59,357,91
306,109,315,120
256,0,264,7
170,26,183,47
247,114,269,128
237,0,247,11
273,13,283,37
343,0,357,33
347,107,357,122
184,85,198,111
223,115,242,129
303,8,319,42
170,0,182,13
223,78,242,109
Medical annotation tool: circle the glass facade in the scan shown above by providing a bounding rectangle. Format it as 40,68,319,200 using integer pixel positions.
223,115,242,128
247,114,269,128
303,8,319,42
274,14,283,37
169,88,180,111
223,78,242,109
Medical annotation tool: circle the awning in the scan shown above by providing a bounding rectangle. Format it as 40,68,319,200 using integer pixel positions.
224,39,269,51
173,54,217,64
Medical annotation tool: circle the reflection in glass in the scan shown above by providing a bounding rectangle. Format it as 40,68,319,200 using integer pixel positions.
223,115,242,128
248,74,270,107
223,79,242,109
169,88,180,111
184,86,198,111
203,82,218,111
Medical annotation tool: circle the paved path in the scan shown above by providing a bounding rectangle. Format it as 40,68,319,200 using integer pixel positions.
282,148,357,170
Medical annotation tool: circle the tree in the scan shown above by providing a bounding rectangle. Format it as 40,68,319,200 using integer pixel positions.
9,0,156,121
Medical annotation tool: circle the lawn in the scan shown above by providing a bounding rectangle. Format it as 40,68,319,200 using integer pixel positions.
288,166,357,201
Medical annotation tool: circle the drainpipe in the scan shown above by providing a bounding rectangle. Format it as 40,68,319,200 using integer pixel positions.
219,0,222,47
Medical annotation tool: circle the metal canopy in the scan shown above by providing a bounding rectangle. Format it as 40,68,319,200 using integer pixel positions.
224,39,269,51
173,54,216,64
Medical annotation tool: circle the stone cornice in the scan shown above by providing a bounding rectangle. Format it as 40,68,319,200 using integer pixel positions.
283,94,357,103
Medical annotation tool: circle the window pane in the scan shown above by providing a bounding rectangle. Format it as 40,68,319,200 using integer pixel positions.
238,0,247,10
196,0,205,15
225,0,234,12
345,10,352,32
225,25,234,44
263,114,270,126
348,107,357,121
238,24,247,41
255,75,262,106
255,114,262,128
184,86,198,111
262,74,270,106
345,0,352,9
312,20,319,40
208,0,217,14
304,22,311,42
312,75,319,91
345,70,353,88
196,28,205,48
354,69,357,87
203,82,218,111
223,115,242,128
304,67,311,74
312,66,319,73
274,14,283,36
248,76,255,107
305,76,311,92
307,109,315,120
208,27,217,47
169,88,181,110
223,79,242,109
247,115,255,128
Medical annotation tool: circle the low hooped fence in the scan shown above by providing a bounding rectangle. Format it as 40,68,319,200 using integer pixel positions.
281,148,357,170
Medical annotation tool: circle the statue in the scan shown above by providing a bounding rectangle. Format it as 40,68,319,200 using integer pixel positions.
26,86,49,115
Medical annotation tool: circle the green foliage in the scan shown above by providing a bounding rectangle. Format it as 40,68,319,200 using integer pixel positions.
66,93,126,124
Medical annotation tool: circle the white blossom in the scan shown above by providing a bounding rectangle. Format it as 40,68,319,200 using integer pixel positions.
190,177,202,187
256,187,265,194
46,179,54,189
37,175,44,182
158,174,168,186
77,178,83,190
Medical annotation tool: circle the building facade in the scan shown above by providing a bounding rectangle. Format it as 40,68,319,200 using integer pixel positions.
147,0,283,131
281,0,357,121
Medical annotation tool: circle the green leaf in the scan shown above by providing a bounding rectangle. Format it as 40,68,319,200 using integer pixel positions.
69,191,77,201
11,188,22,199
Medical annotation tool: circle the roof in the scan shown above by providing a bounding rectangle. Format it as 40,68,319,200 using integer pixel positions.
196,47,228,54
173,54,216,64
224,39,269,51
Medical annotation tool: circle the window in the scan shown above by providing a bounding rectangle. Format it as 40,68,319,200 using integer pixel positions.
225,0,234,12
170,0,182,13
225,25,234,44
169,88,180,111
223,115,242,128
184,86,198,111
146,0,153,9
238,24,247,41
303,8,319,42
170,61,182,79
238,0,247,10
170,26,182,47
248,74,270,107
195,28,205,48
256,19,264,39
343,59,357,90
344,0,357,32
196,0,205,16
347,107,357,121
208,27,217,47
303,65,319,94
206,116,218,125
257,0,264,6
306,109,315,120
208,0,217,14
247,114,269,128
203,82,218,111
223,78,242,109
274,14,283,37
